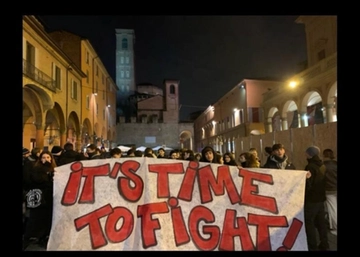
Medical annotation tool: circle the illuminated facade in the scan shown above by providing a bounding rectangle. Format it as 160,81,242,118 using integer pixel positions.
193,15,337,155
22,16,118,151
262,15,337,132
193,79,282,153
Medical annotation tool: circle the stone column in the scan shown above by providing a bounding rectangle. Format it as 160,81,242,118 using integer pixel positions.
35,127,44,149
60,132,67,147
325,104,335,123
300,112,308,127
75,131,82,151
281,117,288,131
268,117,274,133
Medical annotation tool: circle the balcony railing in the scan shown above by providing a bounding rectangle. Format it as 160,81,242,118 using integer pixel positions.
23,59,57,92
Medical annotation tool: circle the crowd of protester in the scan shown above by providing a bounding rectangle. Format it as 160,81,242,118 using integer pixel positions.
22,142,337,251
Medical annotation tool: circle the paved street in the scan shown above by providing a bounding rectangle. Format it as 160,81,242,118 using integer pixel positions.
24,229,337,251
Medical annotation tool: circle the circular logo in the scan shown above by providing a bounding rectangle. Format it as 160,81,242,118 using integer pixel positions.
26,189,42,208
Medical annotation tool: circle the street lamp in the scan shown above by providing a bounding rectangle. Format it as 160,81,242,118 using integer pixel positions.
289,81,297,88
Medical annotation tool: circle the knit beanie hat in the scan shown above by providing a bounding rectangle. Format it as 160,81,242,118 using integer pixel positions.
305,146,320,157
23,147,30,155
51,146,63,156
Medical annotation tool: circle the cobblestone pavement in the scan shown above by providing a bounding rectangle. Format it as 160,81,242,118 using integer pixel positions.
24,230,337,251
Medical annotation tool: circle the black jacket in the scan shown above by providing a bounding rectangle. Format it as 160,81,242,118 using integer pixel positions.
304,155,326,203
323,159,337,191
262,154,296,170
58,150,87,166
25,163,54,209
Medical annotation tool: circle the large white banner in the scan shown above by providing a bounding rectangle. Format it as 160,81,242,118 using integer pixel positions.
47,158,308,251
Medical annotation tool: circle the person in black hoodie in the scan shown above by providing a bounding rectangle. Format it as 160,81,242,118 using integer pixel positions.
304,146,329,251
23,150,56,250
200,146,220,164
58,142,87,166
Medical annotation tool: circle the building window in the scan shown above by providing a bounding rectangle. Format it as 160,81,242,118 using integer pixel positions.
103,90,105,100
121,71,124,78
234,110,240,126
86,51,89,64
122,38,128,49
318,49,326,61
52,63,61,90
86,70,89,83
240,109,244,124
96,103,99,115
96,65,99,76
170,84,175,94
103,109,105,120
96,81,98,94
102,74,105,85
71,80,78,100
125,57,129,63
121,57,124,64
26,42,35,66
248,107,260,123
126,71,130,78
86,95,89,109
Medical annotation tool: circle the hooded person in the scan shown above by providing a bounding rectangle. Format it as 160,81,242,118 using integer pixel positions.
303,145,329,251
23,147,42,192
199,146,220,164
23,150,56,250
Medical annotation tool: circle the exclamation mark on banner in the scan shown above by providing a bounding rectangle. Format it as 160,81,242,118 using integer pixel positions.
277,218,303,251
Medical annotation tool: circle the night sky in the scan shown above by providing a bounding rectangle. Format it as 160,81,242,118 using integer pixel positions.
38,15,307,120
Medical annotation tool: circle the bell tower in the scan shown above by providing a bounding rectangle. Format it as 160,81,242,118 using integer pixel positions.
163,79,180,123
115,29,136,120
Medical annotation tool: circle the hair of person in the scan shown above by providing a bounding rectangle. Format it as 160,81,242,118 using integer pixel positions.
110,147,121,157
31,147,42,156
63,142,74,151
127,148,135,155
134,150,143,157
323,148,335,159
264,146,272,155
223,152,234,159
35,150,57,168
144,147,153,155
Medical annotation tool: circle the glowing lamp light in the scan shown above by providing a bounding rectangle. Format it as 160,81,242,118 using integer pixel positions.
289,81,297,88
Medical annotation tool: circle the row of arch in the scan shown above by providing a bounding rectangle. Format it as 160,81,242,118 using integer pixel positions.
267,82,337,132
23,85,115,151
198,81,337,154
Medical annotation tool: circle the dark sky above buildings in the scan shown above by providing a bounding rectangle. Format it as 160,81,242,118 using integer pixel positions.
38,15,307,120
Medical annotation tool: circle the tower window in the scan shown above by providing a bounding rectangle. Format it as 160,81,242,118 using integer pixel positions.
170,84,175,94
122,38,128,49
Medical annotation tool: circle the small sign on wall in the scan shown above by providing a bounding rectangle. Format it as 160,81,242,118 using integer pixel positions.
145,136,156,143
